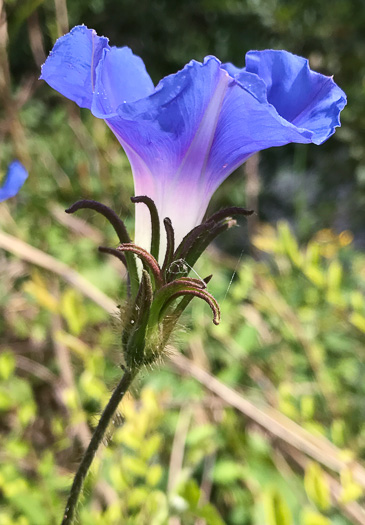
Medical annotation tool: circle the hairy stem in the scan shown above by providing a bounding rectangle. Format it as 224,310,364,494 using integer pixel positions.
61,367,137,525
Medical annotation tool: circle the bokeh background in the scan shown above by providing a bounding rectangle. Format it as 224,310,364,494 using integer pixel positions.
1,1,365,524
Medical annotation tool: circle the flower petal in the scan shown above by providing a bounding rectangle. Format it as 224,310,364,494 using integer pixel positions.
205,73,314,193
41,28,346,260
205,52,346,194
97,57,228,181
0,161,28,202
244,50,347,144
93,51,345,254
97,57,232,252
221,65,268,102
40,25,109,109
92,47,154,115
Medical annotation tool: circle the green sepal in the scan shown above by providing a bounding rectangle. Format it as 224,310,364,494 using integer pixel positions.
183,218,237,269
160,287,220,325
123,270,154,369
207,206,253,223
118,243,163,289
131,196,161,263
168,206,253,281
172,221,215,272
149,278,220,327
161,217,175,277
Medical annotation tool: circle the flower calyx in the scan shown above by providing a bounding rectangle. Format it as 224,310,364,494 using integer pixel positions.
167,205,254,280
65,196,252,369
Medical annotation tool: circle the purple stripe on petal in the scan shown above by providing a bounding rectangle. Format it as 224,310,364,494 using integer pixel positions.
105,57,229,182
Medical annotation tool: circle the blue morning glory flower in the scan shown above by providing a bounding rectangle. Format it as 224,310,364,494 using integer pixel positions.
0,161,28,202
40,25,346,256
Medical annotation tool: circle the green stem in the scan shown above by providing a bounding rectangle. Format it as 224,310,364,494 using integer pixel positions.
60,368,137,525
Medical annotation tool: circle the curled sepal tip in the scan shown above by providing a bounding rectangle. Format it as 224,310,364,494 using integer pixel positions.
65,199,131,244
162,217,175,276
157,275,214,347
171,205,253,276
165,288,221,325
172,277,208,289
173,220,215,266
131,196,160,262
118,243,163,289
207,206,254,223
150,279,220,327
184,218,237,270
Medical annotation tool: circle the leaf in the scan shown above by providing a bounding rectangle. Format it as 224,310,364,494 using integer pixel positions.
263,488,293,525
8,0,48,38
195,503,226,525
128,486,149,508
300,396,315,420
146,464,162,487
278,221,303,266
0,350,16,380
23,273,58,312
61,288,87,336
122,455,148,478
0,389,13,411
140,434,162,461
340,468,363,503
301,509,331,525
304,463,331,511
327,260,342,291
9,492,49,525
213,460,245,485
179,479,201,509
350,312,365,333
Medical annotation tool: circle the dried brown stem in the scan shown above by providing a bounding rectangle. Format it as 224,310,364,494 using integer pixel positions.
0,230,117,315
169,352,365,490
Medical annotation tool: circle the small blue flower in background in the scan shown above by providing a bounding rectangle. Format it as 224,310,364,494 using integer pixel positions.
40,25,346,258
0,161,28,202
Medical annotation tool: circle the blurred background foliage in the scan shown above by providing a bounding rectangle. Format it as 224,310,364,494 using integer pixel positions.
1,0,365,524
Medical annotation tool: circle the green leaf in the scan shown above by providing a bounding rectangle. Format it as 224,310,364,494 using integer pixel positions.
0,389,13,411
340,468,363,503
263,488,293,525
196,503,226,525
146,464,162,487
301,508,331,525
213,460,246,485
304,463,331,511
61,288,87,336
9,492,49,525
179,479,201,509
0,350,16,380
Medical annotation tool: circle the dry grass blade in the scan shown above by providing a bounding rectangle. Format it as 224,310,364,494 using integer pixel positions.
169,352,365,491
167,407,192,493
0,230,117,315
50,203,104,243
288,448,365,525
